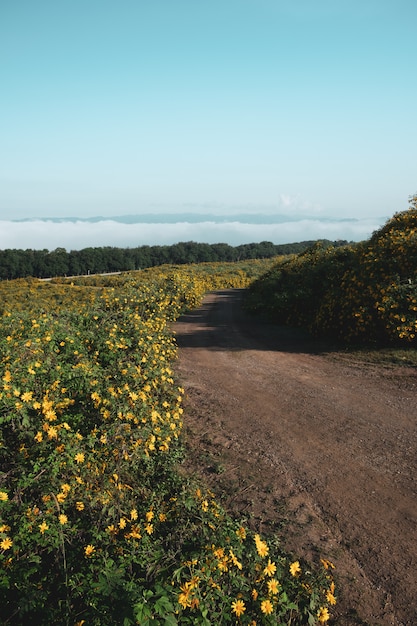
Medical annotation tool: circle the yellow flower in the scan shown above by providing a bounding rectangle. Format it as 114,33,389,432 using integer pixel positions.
75,501,85,511
91,391,101,404
119,518,127,529
84,544,95,557
254,534,269,557
201,499,209,512
34,432,43,443
231,599,246,617
289,560,301,577
251,589,258,601
317,607,330,623
0,491,9,502
267,579,280,595
229,549,242,570
263,559,276,577
44,409,57,422
61,484,71,494
129,526,142,539
213,546,224,559
42,398,53,412
145,510,154,522
58,514,68,525
1,537,13,550
106,524,117,535
217,555,229,572
39,521,49,534
178,592,191,609
130,509,138,521
260,599,273,615
326,590,337,605
21,391,33,402
145,523,153,535
236,526,246,540
47,426,58,439
74,453,85,463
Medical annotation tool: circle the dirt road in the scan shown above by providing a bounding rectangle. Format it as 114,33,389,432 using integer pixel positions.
174,290,417,626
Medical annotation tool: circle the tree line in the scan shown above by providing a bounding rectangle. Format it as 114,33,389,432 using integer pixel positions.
0,239,349,280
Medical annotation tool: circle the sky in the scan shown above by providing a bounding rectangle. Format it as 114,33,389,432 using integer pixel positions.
1,0,416,250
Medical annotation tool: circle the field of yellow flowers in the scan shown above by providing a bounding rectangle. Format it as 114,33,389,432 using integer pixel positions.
246,202,417,347
0,261,335,625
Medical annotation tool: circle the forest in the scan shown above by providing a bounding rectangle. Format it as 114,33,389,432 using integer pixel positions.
0,239,349,280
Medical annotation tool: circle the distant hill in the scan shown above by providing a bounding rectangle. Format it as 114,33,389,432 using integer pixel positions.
12,213,360,225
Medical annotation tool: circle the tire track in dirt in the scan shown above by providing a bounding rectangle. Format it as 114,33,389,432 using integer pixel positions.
174,290,417,626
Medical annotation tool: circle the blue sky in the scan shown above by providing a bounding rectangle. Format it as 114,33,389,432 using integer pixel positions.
1,0,416,248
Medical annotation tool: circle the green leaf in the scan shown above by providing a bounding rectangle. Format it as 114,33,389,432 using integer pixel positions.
133,602,153,622
155,595,174,615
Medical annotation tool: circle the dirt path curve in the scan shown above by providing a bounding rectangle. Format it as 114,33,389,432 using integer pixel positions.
174,290,417,626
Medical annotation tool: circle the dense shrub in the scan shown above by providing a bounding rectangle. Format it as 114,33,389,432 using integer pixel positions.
246,201,417,346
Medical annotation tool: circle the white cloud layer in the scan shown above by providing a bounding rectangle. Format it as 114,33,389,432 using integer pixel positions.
0,217,386,252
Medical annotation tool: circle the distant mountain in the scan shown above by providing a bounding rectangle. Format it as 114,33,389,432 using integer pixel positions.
12,213,360,225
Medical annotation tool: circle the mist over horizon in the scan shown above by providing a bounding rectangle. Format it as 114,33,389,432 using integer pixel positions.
0,213,387,252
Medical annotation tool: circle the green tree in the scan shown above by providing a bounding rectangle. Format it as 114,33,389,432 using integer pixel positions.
48,247,69,277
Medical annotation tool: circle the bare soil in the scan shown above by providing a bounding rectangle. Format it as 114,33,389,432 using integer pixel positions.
174,290,417,626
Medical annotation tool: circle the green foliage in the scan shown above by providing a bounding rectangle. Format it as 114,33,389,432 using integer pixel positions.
246,202,417,346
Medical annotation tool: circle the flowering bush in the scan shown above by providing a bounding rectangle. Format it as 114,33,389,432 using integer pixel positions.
246,201,417,346
1,264,335,624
